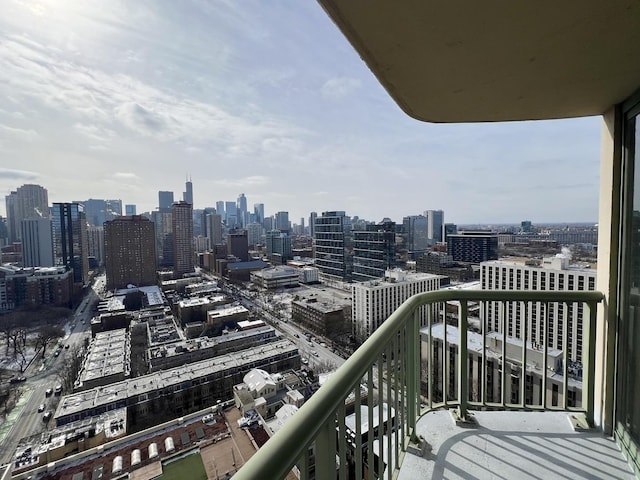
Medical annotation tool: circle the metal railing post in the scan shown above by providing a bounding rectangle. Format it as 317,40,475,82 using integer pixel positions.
458,300,469,420
407,308,419,439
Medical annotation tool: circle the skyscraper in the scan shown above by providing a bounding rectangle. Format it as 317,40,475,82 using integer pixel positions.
225,201,237,228
237,193,247,227
216,201,225,221
226,230,249,262
352,220,396,282
309,211,317,238
21,218,54,267
274,211,290,232
205,213,223,245
183,177,193,205
86,226,105,267
105,216,157,290
425,209,444,244
158,191,174,213
5,184,49,242
125,204,137,216
52,202,89,285
254,203,264,224
172,201,194,277
403,215,429,253
447,231,499,263
314,211,352,282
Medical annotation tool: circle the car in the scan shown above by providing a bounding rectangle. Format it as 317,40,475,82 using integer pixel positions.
9,376,26,384
42,411,52,422
38,404,45,412
294,333,299,338
54,385,62,395
65,344,70,349
311,351,319,357
54,350,60,357
301,358,309,365
320,342,327,348
45,388,53,397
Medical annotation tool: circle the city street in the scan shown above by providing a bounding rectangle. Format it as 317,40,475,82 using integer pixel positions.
0,276,101,465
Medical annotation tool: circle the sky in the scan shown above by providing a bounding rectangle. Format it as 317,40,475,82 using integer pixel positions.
0,0,601,225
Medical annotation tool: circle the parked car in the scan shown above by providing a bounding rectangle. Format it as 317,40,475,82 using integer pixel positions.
45,388,53,397
54,385,62,395
202,413,216,424
38,404,45,412
42,411,52,422
9,376,26,384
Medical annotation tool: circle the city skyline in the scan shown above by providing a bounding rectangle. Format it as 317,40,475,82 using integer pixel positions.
0,1,600,223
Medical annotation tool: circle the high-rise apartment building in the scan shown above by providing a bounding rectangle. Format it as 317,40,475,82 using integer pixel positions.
246,222,263,248
352,220,396,282
403,215,429,253
481,257,596,362
183,178,193,205
105,216,157,290
21,218,54,267
309,211,317,238
52,203,89,285
448,231,499,263
5,184,49,242
425,209,444,244
266,230,292,265
158,191,174,213
352,269,443,343
125,204,137,216
172,201,194,277
314,211,352,282
152,210,173,268
227,230,249,261
205,213,223,245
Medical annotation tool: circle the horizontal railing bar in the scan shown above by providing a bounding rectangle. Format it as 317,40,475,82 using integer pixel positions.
233,289,604,480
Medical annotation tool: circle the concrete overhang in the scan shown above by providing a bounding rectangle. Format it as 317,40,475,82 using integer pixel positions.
317,1,640,122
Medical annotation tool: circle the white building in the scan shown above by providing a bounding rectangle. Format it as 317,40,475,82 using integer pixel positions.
481,256,596,362
352,268,445,343
21,218,54,267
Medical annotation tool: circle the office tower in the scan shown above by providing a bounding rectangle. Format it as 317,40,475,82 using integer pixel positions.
262,216,274,232
105,199,122,219
86,226,105,267
246,223,263,248
172,201,194,277
254,203,264,224
205,213,223,245
125,204,137,216
227,230,249,261
0,216,8,247
193,208,204,237
309,211,317,238
425,209,444,244
6,184,49,242
444,223,458,243
21,218,54,267
216,201,225,221
225,201,237,228
159,191,174,213
402,215,429,252
183,177,193,205
52,203,89,285
352,220,396,282
447,231,499,263
314,211,352,282
274,211,290,232
153,210,173,268
352,269,443,343
105,216,157,290
481,257,596,362
237,193,247,227
266,230,293,265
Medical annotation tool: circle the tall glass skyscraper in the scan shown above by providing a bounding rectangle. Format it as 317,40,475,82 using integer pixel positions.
52,202,88,285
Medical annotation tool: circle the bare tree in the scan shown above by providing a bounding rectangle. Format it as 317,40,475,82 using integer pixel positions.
34,325,64,358
58,344,86,392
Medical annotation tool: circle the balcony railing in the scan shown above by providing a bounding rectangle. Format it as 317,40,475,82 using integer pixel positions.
234,290,604,480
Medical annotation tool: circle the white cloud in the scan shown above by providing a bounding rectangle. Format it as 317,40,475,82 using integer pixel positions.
321,77,362,99
0,167,38,180
0,124,37,141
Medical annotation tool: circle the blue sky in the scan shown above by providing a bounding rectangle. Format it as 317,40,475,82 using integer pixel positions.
0,0,601,225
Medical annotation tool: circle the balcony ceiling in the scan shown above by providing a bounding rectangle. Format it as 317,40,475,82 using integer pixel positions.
317,1,640,122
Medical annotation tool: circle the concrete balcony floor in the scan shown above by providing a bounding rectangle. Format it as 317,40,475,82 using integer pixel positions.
398,410,635,480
